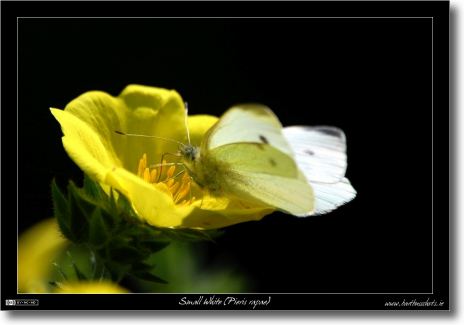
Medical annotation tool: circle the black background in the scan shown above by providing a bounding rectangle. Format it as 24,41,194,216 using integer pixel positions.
12,0,449,310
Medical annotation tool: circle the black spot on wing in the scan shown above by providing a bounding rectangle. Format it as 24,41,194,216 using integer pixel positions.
269,159,276,166
304,149,314,156
318,127,343,138
259,135,269,144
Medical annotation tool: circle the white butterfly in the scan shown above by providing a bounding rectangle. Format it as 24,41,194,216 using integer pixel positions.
179,104,356,216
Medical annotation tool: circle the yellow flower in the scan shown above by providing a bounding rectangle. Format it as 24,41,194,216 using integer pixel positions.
51,85,274,229
53,281,130,294
18,218,67,293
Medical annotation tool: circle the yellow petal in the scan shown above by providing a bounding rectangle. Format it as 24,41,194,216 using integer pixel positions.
50,108,113,185
56,85,187,175
187,115,218,146
112,166,275,229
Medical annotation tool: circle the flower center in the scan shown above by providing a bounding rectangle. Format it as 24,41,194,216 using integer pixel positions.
137,153,195,207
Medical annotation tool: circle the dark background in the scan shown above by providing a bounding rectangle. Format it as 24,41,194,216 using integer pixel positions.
18,17,433,295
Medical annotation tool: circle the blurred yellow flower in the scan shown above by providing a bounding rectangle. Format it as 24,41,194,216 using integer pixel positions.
51,85,274,230
18,218,130,293
18,218,66,293
53,281,130,293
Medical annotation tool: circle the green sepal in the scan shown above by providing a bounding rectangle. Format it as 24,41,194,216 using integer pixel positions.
89,208,108,247
129,261,156,273
51,180,75,242
68,181,96,219
130,271,168,284
67,183,93,243
159,227,219,243
109,245,146,264
99,202,118,231
49,281,68,290
83,174,103,202
108,237,147,264
104,260,131,283
109,188,118,218
51,262,69,282
140,240,170,253
115,189,137,219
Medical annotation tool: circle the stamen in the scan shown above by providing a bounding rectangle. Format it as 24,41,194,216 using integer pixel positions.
159,160,167,175
137,158,144,178
150,169,157,183
136,154,196,208
166,179,175,188
143,168,150,182
175,183,188,201
174,182,190,203
170,182,180,194
167,166,175,179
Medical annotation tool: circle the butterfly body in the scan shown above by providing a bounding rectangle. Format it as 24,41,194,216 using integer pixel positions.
179,143,227,196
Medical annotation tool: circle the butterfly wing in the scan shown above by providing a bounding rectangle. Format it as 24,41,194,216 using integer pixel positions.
282,126,347,183
282,126,356,215
204,142,315,216
202,104,295,157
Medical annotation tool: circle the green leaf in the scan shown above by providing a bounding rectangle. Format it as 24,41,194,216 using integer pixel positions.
130,271,168,284
51,180,75,241
67,251,87,281
89,208,108,247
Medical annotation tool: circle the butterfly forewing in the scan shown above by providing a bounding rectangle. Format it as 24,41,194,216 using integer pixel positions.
202,104,295,157
283,126,356,215
309,178,356,215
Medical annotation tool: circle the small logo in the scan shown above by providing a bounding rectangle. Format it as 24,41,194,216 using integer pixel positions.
5,299,38,306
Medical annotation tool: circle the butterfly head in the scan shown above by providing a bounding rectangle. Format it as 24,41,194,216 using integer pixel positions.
180,144,200,163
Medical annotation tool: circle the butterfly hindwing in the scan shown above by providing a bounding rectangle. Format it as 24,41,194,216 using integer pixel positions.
203,143,315,216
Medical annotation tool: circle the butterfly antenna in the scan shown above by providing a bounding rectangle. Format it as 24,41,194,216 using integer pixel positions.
184,102,191,145
114,130,185,146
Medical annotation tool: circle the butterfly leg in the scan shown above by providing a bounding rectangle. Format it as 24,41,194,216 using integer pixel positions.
156,152,182,183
